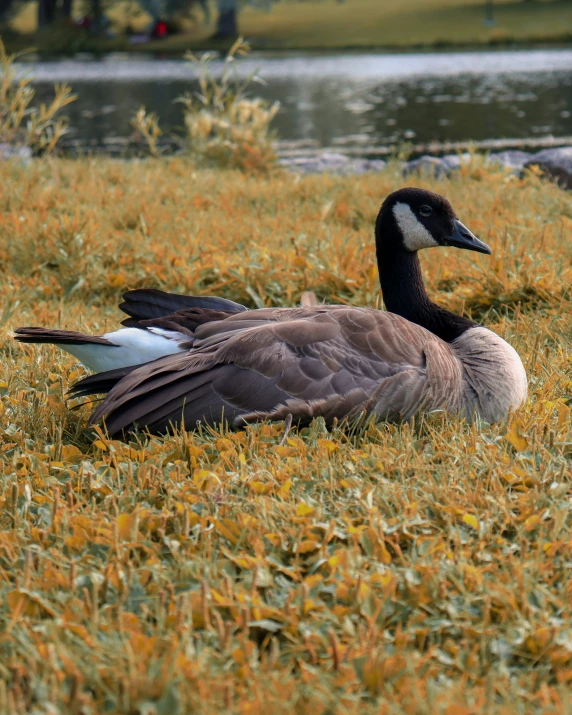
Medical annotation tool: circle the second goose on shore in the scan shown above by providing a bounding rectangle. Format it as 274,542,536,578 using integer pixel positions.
46,188,529,437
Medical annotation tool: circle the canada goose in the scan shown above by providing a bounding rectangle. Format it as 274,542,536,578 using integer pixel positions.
59,187,527,439
15,291,321,372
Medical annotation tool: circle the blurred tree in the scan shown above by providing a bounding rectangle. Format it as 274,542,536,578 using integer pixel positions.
214,0,277,39
16,0,276,37
214,0,238,38
138,0,237,37
38,0,56,26
138,0,162,23
0,0,17,22
91,0,102,29
139,0,209,28
36,0,105,31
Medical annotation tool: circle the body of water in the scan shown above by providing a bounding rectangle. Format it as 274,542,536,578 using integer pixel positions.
20,48,572,154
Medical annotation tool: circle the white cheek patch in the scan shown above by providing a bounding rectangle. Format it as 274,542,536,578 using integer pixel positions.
392,202,439,252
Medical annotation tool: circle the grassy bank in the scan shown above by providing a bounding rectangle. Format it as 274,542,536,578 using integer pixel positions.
5,0,572,54
0,158,571,713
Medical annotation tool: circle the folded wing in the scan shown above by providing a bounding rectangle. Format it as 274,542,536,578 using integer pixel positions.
78,306,463,438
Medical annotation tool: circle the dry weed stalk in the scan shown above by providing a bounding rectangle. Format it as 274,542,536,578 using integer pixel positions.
131,106,163,158
0,38,76,155
134,38,279,170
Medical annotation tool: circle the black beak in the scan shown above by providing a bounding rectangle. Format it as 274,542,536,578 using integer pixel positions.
446,219,492,255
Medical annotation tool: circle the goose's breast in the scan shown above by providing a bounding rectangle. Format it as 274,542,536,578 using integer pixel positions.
452,327,528,423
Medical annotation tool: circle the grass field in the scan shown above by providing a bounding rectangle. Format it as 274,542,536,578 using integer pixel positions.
0,158,571,713
6,0,572,53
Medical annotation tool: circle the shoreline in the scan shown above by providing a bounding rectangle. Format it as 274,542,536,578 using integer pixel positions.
22,133,572,161
3,140,572,189
4,34,572,59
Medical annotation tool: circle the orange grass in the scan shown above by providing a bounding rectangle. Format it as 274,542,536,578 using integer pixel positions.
0,158,571,713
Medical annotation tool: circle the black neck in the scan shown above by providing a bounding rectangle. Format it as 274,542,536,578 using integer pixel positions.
376,222,477,343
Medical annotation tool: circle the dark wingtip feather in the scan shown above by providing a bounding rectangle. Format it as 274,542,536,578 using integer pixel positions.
68,365,138,399
119,289,248,321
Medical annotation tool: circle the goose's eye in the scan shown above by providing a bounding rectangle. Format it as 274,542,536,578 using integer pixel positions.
419,205,433,217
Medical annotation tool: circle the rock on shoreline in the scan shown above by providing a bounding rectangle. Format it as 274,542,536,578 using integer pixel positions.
523,147,572,189
279,152,387,175
280,146,572,188
0,143,32,163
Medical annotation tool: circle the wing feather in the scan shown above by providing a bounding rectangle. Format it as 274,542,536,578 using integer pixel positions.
120,307,240,336
119,288,247,320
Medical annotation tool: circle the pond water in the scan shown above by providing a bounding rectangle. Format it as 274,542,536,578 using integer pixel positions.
22,48,572,155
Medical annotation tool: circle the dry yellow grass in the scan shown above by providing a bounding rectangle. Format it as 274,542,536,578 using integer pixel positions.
0,158,571,713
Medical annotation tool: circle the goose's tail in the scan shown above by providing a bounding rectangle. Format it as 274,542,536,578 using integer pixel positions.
13,326,185,373
14,328,115,347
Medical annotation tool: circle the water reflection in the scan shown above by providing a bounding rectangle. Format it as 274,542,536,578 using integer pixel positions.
26,49,572,152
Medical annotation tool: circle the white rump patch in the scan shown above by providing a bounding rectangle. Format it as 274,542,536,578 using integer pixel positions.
393,202,439,252
61,327,186,373
147,327,187,340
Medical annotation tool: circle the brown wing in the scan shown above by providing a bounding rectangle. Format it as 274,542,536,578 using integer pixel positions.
88,306,463,438
121,293,320,336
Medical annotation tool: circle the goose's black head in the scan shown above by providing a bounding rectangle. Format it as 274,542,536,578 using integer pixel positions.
376,187,491,256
